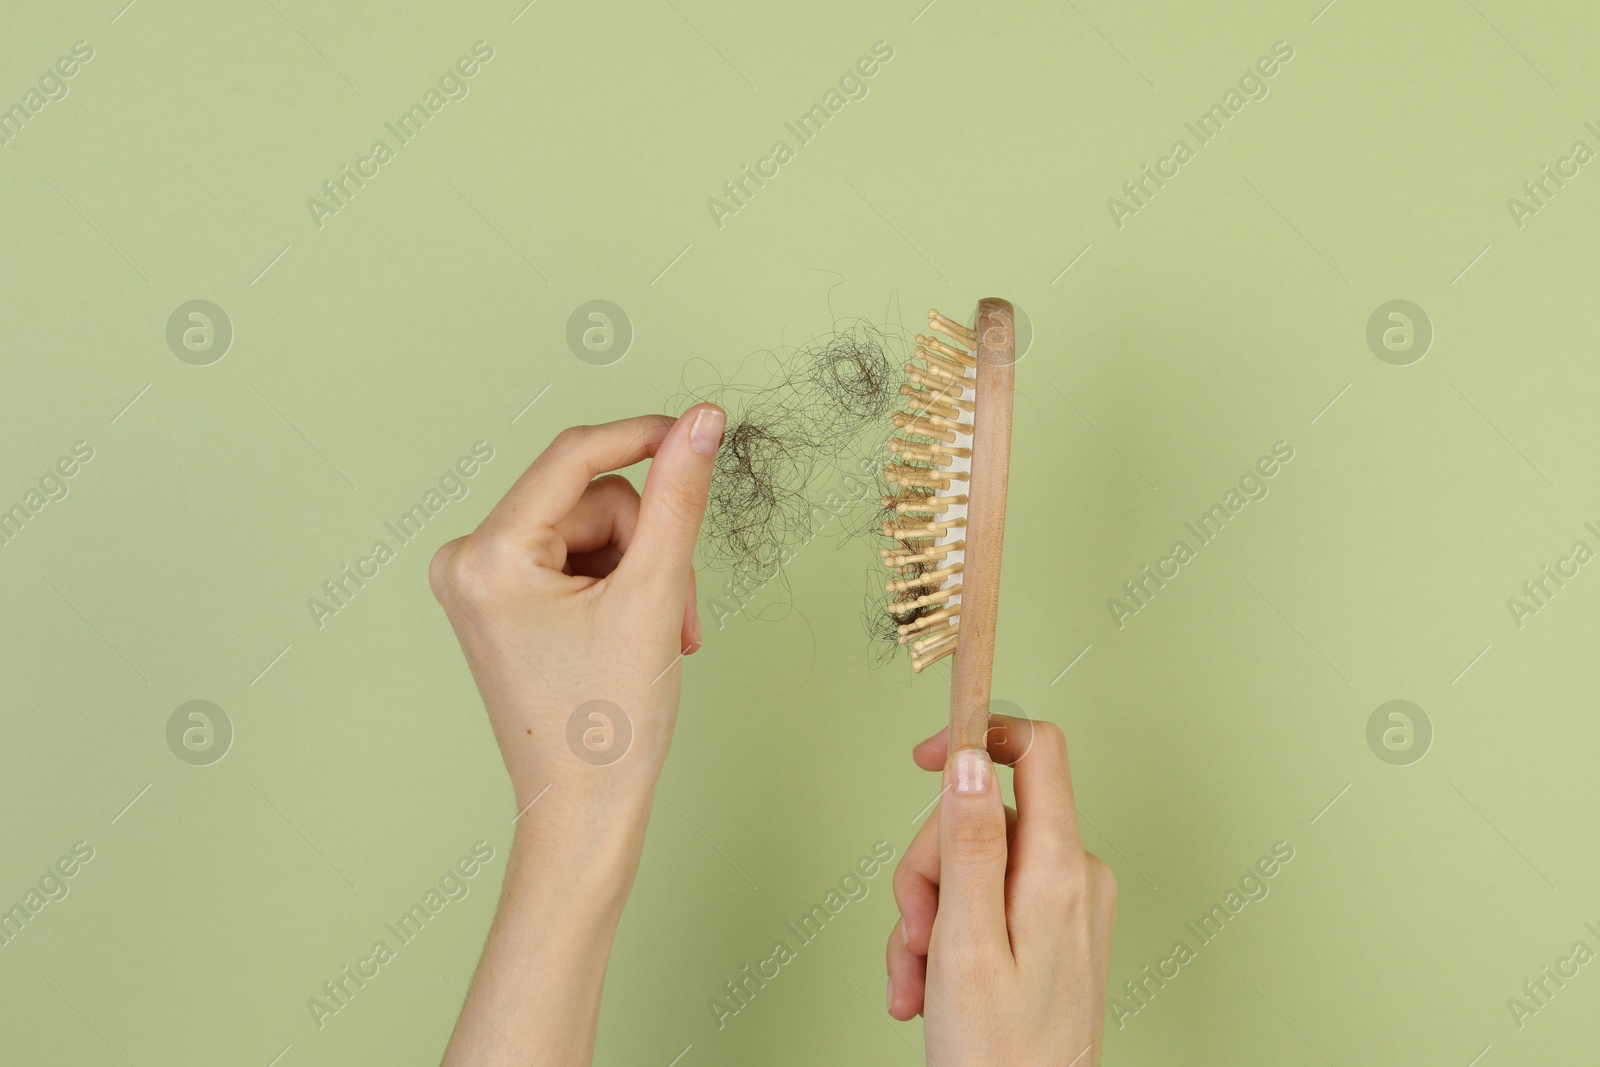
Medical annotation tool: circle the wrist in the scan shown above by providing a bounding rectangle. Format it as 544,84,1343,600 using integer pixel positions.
506,778,655,925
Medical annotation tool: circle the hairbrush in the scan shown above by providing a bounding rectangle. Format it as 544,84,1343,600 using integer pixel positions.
880,298,1016,752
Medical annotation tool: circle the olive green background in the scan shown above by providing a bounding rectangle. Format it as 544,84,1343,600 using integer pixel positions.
3,0,1598,1063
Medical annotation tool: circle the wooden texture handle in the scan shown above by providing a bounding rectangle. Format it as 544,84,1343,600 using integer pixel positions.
946,298,1015,751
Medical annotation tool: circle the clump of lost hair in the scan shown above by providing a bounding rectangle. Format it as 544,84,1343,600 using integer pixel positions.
694,322,901,576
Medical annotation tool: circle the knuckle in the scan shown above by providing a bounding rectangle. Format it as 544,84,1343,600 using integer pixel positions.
891,861,912,901
1032,825,1081,870
1029,843,1093,904
433,535,505,604
546,424,593,459
1039,861,1090,908
656,480,707,529
1029,720,1068,764
890,860,923,911
946,815,1007,862
427,537,466,603
1086,852,1119,903
554,423,592,447
591,473,638,499
1038,852,1117,917
590,475,642,527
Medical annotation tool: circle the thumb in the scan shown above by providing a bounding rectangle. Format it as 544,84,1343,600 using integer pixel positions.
935,747,1010,951
620,403,725,593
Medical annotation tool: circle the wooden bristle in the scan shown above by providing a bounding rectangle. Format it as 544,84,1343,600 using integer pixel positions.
915,346,969,376
886,563,962,593
909,384,975,414
928,308,977,346
907,361,967,389
882,305,986,681
881,539,963,566
912,638,959,673
881,493,966,514
896,605,958,635
916,335,978,367
909,622,958,651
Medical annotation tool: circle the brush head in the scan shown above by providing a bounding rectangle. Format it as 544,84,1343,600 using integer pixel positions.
879,308,982,673
875,299,1015,751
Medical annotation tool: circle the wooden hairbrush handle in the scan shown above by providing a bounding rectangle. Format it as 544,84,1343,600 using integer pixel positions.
946,298,1015,751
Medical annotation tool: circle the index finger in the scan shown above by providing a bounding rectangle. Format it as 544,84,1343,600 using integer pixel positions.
1010,721,1082,860
476,416,673,544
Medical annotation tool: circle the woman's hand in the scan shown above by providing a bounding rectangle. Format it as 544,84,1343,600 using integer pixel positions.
434,405,725,1066
430,407,723,815
886,716,1119,1066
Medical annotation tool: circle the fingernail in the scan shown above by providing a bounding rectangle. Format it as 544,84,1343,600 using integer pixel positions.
954,747,991,794
886,977,894,1012
689,407,726,457
899,917,908,947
